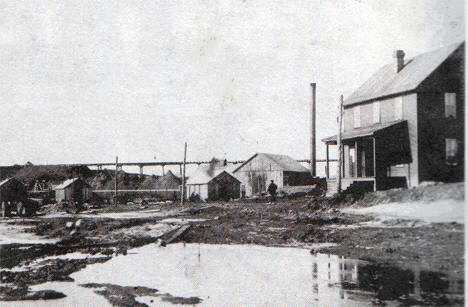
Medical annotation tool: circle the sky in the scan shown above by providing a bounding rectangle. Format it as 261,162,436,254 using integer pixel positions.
0,0,464,175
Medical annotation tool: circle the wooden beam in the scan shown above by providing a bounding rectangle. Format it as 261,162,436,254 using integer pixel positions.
114,156,118,205
326,144,330,179
337,95,344,193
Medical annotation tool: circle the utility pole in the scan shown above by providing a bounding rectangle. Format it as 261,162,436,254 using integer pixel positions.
337,95,344,194
114,156,118,205
180,142,187,206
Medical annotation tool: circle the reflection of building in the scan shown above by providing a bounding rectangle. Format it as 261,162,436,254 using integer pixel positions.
311,253,463,305
311,254,364,304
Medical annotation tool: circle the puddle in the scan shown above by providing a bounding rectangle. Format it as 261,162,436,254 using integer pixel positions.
2,243,463,306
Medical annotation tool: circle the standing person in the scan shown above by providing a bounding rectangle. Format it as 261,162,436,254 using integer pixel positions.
267,180,278,201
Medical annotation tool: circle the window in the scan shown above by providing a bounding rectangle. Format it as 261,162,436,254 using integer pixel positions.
373,102,380,124
353,106,361,128
446,138,458,165
395,97,403,120
445,93,456,118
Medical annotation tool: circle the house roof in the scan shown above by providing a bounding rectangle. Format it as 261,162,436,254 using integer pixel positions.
322,119,406,143
233,153,309,173
186,164,240,185
54,178,89,190
345,42,464,106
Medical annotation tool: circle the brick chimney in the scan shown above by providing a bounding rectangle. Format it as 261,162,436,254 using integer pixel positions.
394,50,405,73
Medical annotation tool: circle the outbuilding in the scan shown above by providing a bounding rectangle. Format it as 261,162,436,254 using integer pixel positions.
54,178,91,203
233,153,313,197
186,165,241,201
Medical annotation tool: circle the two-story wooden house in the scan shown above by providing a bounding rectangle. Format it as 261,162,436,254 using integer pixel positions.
323,42,464,195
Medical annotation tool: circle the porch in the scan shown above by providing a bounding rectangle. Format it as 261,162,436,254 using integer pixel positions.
322,120,411,196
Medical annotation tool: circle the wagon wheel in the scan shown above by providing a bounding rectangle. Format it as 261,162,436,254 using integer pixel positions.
1,201,11,217
16,201,26,217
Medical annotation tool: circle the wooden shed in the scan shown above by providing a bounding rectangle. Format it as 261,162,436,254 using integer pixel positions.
54,178,91,203
186,165,241,201
233,153,313,197
0,178,27,203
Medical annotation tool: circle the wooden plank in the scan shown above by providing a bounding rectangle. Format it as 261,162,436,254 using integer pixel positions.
161,224,190,245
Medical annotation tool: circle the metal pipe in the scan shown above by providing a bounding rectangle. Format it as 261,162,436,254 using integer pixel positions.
310,83,316,177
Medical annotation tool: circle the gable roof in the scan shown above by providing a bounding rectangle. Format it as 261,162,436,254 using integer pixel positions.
345,42,464,106
233,153,309,173
54,178,89,190
186,164,240,185
155,170,181,188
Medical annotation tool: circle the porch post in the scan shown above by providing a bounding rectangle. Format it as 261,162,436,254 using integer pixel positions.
373,137,376,191
354,140,358,178
326,143,330,178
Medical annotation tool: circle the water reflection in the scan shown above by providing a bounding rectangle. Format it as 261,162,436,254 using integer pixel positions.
311,253,463,306
1,243,463,306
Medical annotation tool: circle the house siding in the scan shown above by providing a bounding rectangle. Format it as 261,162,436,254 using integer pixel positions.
416,46,464,183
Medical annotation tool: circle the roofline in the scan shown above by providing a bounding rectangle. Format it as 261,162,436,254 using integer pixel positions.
187,170,240,185
344,41,464,108
233,153,259,173
208,170,241,183
344,89,416,108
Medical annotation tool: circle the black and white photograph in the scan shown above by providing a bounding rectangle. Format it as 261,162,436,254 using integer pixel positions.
0,1,465,306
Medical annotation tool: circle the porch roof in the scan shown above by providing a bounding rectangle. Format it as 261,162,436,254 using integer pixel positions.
322,120,406,144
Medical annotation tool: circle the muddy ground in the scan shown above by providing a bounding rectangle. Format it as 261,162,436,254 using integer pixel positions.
0,195,464,304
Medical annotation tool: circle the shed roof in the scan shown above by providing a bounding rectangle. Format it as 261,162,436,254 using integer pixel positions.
187,165,239,185
345,42,464,106
0,178,21,187
54,178,89,190
322,119,406,143
233,153,309,173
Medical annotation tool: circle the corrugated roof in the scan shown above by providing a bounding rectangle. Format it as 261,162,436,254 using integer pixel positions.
345,42,464,106
54,178,88,190
322,119,406,143
233,153,309,173
186,164,239,185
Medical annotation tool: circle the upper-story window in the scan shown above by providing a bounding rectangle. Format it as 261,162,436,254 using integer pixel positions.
446,138,458,165
353,106,360,128
395,97,403,120
444,93,456,118
373,102,380,124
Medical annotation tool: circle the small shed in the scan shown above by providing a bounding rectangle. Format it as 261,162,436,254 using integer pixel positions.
233,153,313,197
0,178,27,202
186,165,241,201
155,170,182,200
54,178,91,203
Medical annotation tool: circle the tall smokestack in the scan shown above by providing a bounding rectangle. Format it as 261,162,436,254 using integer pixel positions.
310,83,316,177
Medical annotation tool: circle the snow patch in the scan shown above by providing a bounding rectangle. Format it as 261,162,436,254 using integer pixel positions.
343,199,464,224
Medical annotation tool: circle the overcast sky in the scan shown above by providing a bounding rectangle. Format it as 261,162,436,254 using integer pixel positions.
0,0,464,175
